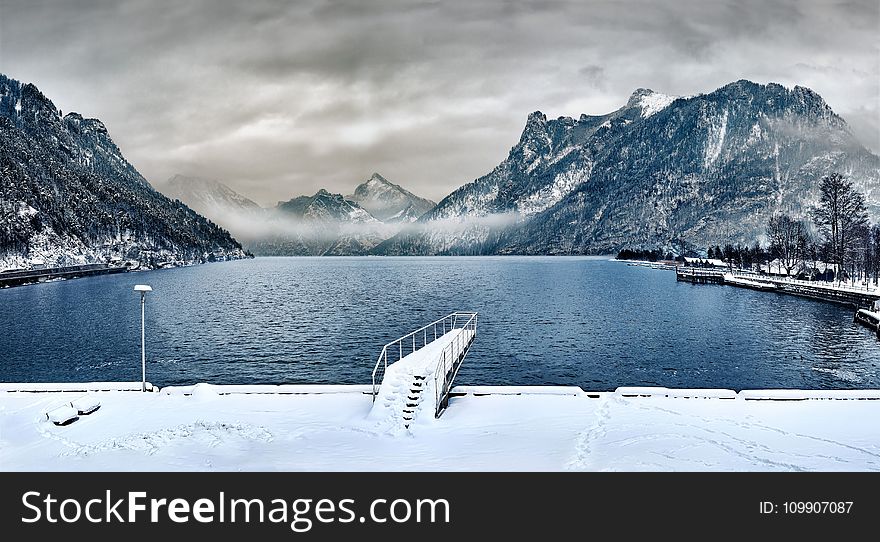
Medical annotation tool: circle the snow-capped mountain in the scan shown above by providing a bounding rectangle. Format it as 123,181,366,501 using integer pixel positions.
347,173,435,222
160,174,262,223
376,80,880,255
276,189,376,223
161,174,435,256
250,189,391,256
0,74,248,269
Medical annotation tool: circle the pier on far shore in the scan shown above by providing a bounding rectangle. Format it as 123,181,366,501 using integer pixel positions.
675,267,880,309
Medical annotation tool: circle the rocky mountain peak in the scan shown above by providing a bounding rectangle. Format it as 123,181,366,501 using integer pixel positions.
160,175,262,224
626,88,656,106
0,73,247,269
367,172,390,184
519,111,549,140
376,79,879,256
348,173,435,222
625,88,678,118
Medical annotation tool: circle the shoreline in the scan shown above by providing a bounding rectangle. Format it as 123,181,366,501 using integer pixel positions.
671,266,880,309
4,381,880,397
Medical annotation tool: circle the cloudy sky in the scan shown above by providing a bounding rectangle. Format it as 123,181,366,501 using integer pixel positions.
1,0,878,205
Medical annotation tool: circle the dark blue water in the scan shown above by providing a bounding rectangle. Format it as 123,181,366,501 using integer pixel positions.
1,257,879,390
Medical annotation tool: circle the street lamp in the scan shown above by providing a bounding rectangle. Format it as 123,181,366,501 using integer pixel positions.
134,284,152,392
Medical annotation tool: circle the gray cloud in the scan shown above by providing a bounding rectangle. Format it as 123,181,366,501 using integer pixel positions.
1,0,877,206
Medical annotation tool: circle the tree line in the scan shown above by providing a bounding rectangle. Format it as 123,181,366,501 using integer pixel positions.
618,173,879,287
616,248,685,262
710,173,878,286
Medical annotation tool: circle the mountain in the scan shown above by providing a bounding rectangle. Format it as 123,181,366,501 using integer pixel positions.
250,189,391,256
277,189,374,222
0,74,248,269
158,174,267,246
160,174,262,223
347,173,435,222
375,80,880,255
161,173,434,256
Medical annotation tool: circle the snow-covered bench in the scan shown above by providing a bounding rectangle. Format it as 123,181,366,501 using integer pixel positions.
46,406,78,426
71,396,101,414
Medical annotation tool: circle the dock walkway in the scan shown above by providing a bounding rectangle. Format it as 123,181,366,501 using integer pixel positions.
369,312,477,430
675,267,880,308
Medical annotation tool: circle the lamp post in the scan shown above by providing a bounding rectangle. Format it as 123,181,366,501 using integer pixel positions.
134,285,152,392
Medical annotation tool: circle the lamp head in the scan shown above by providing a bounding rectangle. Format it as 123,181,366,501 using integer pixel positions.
134,284,153,292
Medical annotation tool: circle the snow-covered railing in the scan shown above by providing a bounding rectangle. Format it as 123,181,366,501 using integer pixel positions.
675,267,725,284
371,312,477,401
729,269,879,294
765,275,875,294
433,312,477,417
677,268,725,277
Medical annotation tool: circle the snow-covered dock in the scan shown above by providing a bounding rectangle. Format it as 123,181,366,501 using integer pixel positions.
2,384,879,471
723,274,777,292
854,308,880,336
370,312,477,429
675,267,725,284
674,266,880,308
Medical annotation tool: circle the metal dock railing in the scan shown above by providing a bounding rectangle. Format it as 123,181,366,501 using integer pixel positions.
371,312,478,419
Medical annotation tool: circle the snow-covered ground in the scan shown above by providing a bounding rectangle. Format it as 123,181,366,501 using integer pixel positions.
2,384,879,471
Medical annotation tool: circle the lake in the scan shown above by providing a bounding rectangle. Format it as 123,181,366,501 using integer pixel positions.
1,257,879,390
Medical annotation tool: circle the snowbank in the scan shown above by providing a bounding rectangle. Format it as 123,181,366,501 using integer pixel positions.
3,384,879,471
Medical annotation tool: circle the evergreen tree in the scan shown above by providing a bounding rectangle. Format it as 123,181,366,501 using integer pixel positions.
872,225,880,286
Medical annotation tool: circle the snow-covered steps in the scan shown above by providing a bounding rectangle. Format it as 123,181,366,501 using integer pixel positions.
369,328,463,430
370,312,478,430
401,375,428,426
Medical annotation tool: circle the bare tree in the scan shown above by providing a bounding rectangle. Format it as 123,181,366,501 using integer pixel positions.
800,232,821,279
847,223,870,287
811,173,868,283
872,225,880,286
766,213,809,276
